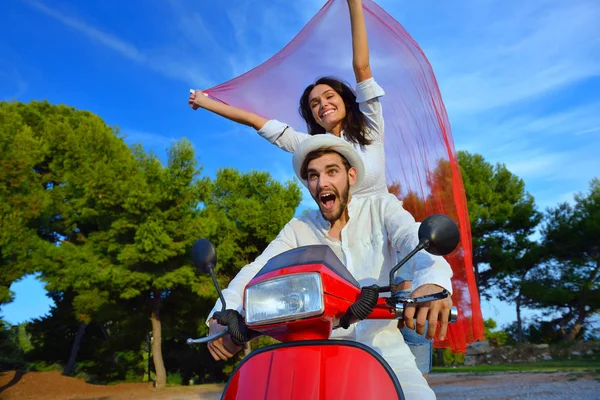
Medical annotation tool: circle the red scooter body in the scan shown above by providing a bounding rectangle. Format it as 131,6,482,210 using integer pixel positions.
223,341,400,400
221,245,404,400
190,215,460,400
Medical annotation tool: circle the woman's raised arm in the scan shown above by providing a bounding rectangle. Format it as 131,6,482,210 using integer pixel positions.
347,0,372,83
189,90,268,131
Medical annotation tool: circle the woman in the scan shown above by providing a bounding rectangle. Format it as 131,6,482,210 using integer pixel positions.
189,0,385,197
189,0,433,377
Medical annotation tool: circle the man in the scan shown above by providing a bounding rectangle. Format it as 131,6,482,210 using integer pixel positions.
206,135,452,399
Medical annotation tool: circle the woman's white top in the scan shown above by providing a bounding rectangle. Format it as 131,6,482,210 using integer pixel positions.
257,77,387,197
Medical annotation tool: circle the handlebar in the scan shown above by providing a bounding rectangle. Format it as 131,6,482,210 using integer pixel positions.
394,304,459,323
188,290,459,346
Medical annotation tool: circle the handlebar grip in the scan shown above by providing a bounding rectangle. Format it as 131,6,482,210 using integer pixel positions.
448,306,458,323
394,305,458,324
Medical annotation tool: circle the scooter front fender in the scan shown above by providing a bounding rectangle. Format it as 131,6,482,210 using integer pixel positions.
222,340,403,400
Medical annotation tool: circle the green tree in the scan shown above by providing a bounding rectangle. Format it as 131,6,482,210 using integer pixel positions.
97,140,209,388
483,318,509,347
0,319,27,370
25,291,149,381
485,200,542,343
521,178,600,341
1,100,303,384
103,146,302,387
0,101,54,305
0,100,140,375
457,151,540,299
201,167,302,278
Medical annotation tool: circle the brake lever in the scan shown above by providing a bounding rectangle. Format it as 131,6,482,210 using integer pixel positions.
391,289,450,304
187,327,229,345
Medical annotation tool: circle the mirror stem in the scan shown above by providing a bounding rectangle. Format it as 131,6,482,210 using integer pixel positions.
388,238,430,286
208,265,227,313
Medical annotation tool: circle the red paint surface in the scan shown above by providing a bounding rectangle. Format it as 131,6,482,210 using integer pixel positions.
223,344,401,400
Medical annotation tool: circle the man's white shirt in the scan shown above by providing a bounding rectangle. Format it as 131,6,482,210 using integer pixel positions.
208,192,453,324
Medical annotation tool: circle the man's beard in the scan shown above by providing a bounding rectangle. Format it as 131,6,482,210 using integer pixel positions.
314,178,350,223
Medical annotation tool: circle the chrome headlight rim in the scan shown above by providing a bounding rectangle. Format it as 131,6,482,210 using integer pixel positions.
244,272,324,327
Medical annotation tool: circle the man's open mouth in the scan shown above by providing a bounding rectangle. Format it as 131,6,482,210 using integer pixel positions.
319,192,336,210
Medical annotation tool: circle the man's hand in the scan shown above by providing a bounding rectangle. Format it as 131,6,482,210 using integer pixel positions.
399,284,452,341
207,318,243,361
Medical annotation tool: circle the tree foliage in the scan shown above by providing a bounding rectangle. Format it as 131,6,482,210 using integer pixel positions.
520,179,600,341
201,167,302,278
457,151,541,299
0,100,302,383
483,318,510,347
4,99,600,385
0,100,145,375
0,101,56,304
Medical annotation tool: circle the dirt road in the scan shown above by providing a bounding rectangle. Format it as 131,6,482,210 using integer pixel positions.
429,371,599,399
1,370,598,399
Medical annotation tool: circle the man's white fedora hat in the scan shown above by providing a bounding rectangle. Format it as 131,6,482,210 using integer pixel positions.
292,134,365,194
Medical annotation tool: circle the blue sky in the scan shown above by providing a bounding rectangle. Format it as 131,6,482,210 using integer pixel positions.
1,0,598,329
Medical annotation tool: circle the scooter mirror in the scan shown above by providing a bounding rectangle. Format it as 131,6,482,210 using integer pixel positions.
388,214,460,286
192,239,217,274
191,238,227,312
418,214,460,256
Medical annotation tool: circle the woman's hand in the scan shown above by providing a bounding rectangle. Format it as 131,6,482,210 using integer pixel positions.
186,89,268,130
188,89,207,110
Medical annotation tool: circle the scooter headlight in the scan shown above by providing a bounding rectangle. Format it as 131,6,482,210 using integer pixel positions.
244,272,324,326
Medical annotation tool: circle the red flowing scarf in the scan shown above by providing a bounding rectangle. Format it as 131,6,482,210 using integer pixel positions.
203,0,484,352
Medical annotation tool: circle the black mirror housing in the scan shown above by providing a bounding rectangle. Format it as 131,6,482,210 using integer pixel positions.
192,239,217,274
418,214,460,256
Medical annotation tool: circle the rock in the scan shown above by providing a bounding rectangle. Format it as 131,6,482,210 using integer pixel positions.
542,355,553,361
572,351,581,356
534,344,549,350
466,341,493,355
464,355,478,366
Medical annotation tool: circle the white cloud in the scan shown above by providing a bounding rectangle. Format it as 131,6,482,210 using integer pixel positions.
504,152,566,180
574,126,600,136
0,63,28,99
451,99,600,191
455,102,600,153
504,104,600,138
24,0,598,211
25,0,147,63
380,0,600,210
24,0,210,87
382,0,600,115
557,191,577,205
171,2,216,45
121,128,176,150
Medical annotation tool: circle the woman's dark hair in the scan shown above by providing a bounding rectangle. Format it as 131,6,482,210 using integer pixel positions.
299,77,371,146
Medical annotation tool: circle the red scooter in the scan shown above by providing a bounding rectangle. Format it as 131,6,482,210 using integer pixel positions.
189,214,460,400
